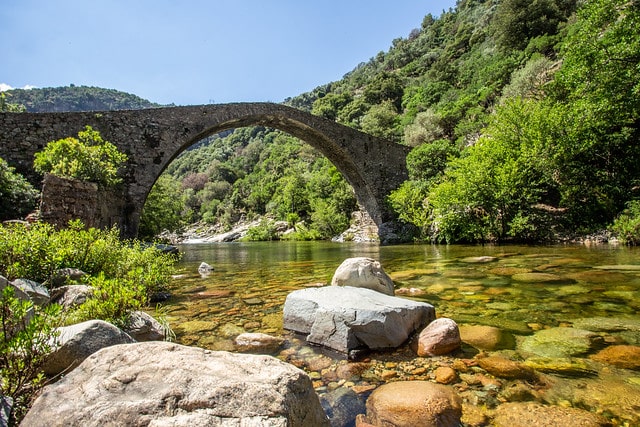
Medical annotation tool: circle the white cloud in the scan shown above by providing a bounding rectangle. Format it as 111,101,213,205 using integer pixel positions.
0,83,37,92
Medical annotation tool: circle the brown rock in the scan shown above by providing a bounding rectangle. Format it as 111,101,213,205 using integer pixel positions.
364,381,462,427
476,355,538,381
493,402,609,427
590,344,640,369
233,332,284,354
459,324,514,351
415,318,461,356
434,366,457,384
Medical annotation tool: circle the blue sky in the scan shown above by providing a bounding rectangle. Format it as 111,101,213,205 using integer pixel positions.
1,1,456,105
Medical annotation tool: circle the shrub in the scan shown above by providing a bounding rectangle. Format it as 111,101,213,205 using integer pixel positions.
0,157,39,221
0,221,176,300
610,201,640,245
0,287,61,424
33,126,127,187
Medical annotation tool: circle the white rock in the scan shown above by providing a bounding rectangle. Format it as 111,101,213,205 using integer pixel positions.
23,342,329,427
44,319,135,375
283,286,435,354
331,257,395,296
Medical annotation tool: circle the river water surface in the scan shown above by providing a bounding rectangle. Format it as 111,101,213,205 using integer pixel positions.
161,241,640,425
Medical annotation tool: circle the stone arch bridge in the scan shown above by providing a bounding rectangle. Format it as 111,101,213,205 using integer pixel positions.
0,103,410,239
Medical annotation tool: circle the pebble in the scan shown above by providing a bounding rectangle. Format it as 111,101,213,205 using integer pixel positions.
434,366,457,384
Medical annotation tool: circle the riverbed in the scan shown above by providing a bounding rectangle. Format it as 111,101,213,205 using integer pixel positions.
160,241,640,425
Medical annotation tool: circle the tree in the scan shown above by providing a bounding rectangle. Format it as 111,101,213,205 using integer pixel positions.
548,0,640,225
139,175,185,240
33,126,127,187
0,157,39,221
428,98,559,242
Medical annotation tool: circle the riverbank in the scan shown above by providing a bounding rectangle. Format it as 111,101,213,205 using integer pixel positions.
161,214,621,247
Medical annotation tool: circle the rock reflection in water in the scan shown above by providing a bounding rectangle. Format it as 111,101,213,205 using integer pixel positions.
158,241,640,426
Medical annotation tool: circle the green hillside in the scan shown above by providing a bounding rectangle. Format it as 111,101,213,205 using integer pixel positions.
4,0,638,244
152,0,640,243
3,85,162,112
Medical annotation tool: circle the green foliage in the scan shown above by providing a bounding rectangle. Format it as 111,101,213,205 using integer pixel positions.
33,126,128,187
0,287,61,424
0,221,176,300
65,273,143,328
547,0,640,225
243,219,279,241
3,85,162,112
610,201,640,246
139,175,185,240
0,157,39,221
0,92,26,112
428,99,558,242
491,0,576,51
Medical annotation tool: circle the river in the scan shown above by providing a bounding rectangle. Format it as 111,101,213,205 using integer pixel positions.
161,241,640,425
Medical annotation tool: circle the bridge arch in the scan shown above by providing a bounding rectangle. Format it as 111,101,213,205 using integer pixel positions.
0,103,410,239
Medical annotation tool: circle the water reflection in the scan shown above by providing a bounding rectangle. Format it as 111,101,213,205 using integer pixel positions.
161,242,640,424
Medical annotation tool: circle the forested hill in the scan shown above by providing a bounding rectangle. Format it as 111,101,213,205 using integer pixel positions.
141,0,639,243
4,0,638,244
3,85,162,112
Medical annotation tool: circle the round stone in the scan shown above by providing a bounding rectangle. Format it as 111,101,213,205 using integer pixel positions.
364,381,462,427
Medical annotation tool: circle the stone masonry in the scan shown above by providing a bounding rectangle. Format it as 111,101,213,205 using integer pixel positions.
0,103,411,238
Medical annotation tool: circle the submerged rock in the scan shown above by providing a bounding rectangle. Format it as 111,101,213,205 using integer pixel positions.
519,327,603,358
459,324,515,351
234,332,285,354
23,342,329,427
363,381,462,427
590,345,640,370
283,286,434,354
476,355,538,381
493,402,609,427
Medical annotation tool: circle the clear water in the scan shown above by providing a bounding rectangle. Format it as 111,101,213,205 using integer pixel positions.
161,241,640,425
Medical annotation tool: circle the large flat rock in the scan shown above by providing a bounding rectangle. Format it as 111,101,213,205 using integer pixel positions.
283,286,435,354
22,341,329,427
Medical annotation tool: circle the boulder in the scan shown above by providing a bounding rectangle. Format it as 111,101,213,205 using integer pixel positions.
414,318,461,356
44,319,135,376
123,310,166,342
11,278,49,306
363,381,462,427
22,342,329,427
283,286,434,354
49,284,93,309
49,267,87,286
1,396,12,427
198,262,214,273
331,257,395,296
493,402,609,427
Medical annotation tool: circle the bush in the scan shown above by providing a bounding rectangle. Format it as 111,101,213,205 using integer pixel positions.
33,126,127,187
610,201,640,245
0,221,176,300
0,286,61,424
243,219,279,241
0,157,39,221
